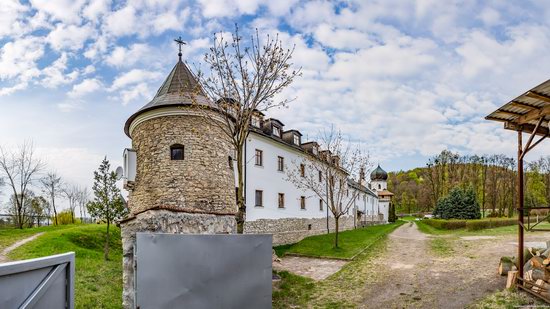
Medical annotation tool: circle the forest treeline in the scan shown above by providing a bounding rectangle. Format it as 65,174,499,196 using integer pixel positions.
388,150,550,217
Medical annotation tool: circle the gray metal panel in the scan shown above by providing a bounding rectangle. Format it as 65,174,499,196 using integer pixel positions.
0,252,75,309
136,233,272,309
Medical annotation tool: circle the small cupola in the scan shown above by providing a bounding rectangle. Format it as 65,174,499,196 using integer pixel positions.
370,165,388,181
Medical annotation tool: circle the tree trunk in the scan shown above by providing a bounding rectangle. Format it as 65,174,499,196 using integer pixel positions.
334,217,340,248
235,145,246,234
104,220,110,261
52,193,58,226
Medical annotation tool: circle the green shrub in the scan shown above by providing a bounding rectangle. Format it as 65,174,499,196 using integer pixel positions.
51,210,80,225
465,218,516,231
423,218,517,231
422,219,466,230
433,186,481,220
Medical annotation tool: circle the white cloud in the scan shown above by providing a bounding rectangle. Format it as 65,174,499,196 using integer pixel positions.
0,36,44,95
104,5,137,37
47,23,94,51
83,0,111,21
68,78,102,98
41,53,79,88
105,44,151,68
0,0,29,38
29,0,86,24
110,69,161,91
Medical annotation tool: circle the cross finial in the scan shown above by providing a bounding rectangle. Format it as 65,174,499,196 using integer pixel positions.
174,36,186,60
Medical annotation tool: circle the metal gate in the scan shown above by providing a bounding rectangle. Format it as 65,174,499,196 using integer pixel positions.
135,233,272,309
0,252,75,309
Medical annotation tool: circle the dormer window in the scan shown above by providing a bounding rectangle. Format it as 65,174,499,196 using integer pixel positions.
251,117,260,127
273,126,280,137
312,147,318,155
293,135,300,145
170,144,184,160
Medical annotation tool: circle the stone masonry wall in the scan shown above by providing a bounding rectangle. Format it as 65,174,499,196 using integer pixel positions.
121,209,236,309
129,111,237,216
244,216,384,245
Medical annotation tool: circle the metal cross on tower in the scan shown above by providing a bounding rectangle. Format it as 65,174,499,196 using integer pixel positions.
174,36,187,60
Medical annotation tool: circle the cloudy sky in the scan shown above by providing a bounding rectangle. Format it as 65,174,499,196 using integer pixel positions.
1,0,550,201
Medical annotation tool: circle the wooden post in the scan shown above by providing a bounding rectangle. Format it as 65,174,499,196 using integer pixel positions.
518,130,524,284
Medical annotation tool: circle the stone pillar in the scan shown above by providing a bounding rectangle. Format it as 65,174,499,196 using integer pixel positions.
121,210,236,308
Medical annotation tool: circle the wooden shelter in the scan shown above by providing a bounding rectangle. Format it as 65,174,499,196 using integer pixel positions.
486,79,550,301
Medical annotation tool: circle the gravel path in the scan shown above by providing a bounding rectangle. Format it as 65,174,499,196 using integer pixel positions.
359,222,511,308
0,232,44,263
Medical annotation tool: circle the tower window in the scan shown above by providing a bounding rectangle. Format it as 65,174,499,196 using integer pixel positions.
318,170,322,182
378,184,381,189
300,196,306,210
228,156,233,170
170,144,184,160
319,199,323,211
300,164,305,177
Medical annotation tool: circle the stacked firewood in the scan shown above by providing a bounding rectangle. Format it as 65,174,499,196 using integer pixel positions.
500,246,550,298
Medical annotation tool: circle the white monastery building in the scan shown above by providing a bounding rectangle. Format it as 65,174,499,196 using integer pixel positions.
122,51,392,245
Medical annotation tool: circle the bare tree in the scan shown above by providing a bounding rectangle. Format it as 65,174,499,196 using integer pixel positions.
40,172,62,225
0,142,44,229
286,127,370,248
77,187,90,221
63,184,80,224
194,25,301,233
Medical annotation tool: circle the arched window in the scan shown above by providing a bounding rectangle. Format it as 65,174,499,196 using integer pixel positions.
170,144,184,160
378,184,381,190
228,156,233,170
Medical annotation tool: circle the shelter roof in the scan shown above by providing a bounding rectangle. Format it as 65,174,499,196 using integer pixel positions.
486,79,550,136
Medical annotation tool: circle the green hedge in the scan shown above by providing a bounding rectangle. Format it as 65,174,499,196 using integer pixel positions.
422,218,517,231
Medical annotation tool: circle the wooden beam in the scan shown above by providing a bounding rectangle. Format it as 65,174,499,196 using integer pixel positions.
516,105,550,124
505,121,549,136
510,100,538,109
527,91,550,103
495,110,525,117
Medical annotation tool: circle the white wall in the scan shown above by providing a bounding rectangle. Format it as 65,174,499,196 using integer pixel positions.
245,132,330,221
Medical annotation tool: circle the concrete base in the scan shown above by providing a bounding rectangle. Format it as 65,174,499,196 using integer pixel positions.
120,209,236,309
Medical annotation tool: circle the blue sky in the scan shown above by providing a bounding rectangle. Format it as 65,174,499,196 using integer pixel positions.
1,0,550,206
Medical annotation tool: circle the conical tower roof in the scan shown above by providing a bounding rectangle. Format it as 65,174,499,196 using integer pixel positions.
124,58,214,137
370,165,388,181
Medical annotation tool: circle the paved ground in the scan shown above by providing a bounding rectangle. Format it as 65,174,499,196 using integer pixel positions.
274,256,348,280
0,232,44,263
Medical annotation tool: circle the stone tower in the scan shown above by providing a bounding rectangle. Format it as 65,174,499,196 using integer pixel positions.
120,51,237,308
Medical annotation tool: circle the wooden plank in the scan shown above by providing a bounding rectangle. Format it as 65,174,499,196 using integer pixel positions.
516,105,550,124
527,91,550,104
510,101,539,109
507,270,518,289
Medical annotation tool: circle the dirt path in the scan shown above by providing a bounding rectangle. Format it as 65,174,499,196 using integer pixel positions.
0,232,44,263
358,222,547,309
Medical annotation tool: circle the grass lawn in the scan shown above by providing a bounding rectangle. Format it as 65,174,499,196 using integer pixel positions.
274,221,405,259
273,232,392,308
8,224,122,309
0,224,75,251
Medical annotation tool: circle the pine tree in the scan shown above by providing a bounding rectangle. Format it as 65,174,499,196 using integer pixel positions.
87,157,127,260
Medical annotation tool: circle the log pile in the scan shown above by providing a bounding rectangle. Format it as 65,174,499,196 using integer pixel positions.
501,245,550,299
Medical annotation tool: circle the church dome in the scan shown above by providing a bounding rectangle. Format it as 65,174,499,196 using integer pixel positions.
370,165,388,181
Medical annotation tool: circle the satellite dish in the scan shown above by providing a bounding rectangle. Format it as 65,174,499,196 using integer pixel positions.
115,166,124,181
